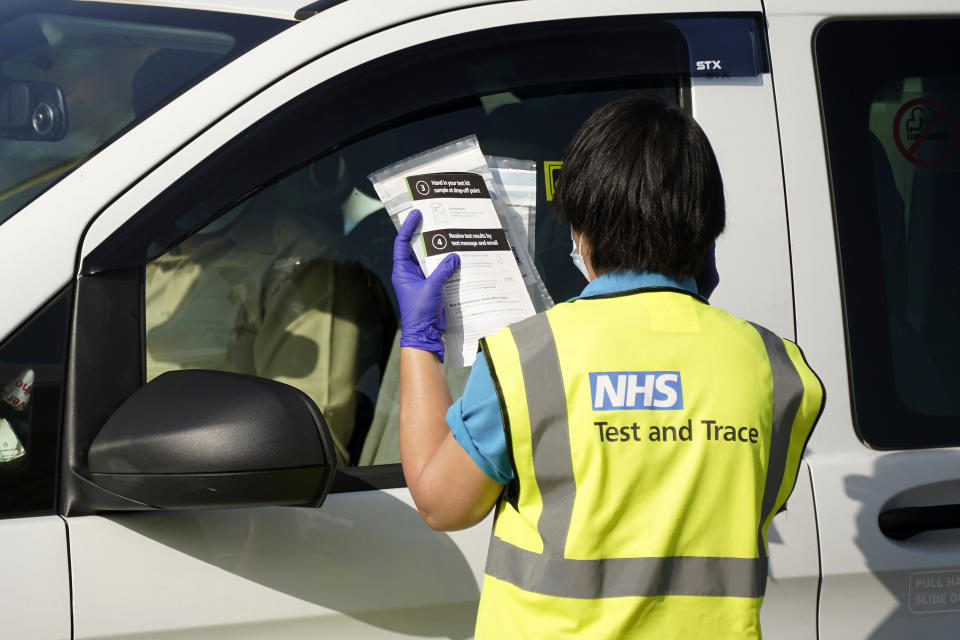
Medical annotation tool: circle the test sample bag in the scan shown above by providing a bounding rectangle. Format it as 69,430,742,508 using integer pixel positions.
369,135,546,367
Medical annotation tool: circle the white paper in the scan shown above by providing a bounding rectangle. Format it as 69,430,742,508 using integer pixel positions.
400,171,535,367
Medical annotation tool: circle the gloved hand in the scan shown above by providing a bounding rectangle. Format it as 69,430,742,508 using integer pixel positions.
696,242,719,300
392,209,461,361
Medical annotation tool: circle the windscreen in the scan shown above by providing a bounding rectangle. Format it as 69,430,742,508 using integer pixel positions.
0,0,287,225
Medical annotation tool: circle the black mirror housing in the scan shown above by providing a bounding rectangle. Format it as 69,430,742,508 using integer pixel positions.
87,370,336,511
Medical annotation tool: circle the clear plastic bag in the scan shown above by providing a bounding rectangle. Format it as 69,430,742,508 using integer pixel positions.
487,155,553,311
369,135,548,366
487,155,537,255
369,135,552,312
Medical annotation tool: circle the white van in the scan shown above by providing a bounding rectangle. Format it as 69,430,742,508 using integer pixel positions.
0,0,957,637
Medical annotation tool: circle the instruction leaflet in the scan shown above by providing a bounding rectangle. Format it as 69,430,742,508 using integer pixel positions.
402,170,536,367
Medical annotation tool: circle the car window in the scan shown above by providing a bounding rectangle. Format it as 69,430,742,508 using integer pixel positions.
0,0,287,226
138,17,689,477
86,14,767,485
144,83,681,469
0,287,70,517
817,18,960,449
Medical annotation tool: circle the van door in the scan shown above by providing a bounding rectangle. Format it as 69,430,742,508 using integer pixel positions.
768,5,960,638
64,2,814,637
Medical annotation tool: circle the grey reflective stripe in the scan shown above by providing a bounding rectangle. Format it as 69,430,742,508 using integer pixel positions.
748,322,804,565
487,536,767,599
510,313,575,557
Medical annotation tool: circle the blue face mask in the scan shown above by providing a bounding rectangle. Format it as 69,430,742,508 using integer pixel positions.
570,231,591,281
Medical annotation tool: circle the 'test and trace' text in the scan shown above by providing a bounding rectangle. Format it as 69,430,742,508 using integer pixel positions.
589,371,760,446
595,418,759,444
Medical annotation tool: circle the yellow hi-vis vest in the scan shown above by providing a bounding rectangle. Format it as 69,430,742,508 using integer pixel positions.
475,288,823,639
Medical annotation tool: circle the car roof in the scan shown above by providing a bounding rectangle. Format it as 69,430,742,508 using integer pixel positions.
75,0,515,23
71,0,329,21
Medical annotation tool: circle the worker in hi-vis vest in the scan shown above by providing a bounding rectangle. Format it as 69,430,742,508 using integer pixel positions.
391,97,824,639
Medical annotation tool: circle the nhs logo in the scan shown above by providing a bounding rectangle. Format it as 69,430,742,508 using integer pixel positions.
589,371,683,410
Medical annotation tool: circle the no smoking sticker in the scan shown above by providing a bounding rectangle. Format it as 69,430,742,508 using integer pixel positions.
893,97,959,168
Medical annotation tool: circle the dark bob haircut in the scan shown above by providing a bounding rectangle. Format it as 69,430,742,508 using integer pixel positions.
554,97,725,278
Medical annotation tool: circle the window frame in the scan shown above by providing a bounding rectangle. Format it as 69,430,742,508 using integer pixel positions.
73,11,771,497
83,15,702,273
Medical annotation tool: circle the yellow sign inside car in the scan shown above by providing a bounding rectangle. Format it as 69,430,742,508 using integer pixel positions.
543,160,563,201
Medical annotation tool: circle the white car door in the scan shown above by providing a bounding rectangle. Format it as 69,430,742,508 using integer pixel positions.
769,2,960,638
21,1,814,637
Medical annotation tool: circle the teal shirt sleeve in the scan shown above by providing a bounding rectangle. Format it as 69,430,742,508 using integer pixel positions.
446,355,514,484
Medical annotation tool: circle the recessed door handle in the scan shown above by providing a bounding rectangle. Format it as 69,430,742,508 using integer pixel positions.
878,503,960,540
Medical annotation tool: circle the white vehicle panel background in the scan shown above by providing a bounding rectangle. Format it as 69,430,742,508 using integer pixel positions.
69,491,491,639
0,517,70,639
766,1,960,638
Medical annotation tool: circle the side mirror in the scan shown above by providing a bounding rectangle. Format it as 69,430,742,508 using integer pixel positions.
87,370,336,510
0,78,67,141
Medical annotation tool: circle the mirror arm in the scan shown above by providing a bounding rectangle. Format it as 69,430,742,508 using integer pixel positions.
66,468,154,516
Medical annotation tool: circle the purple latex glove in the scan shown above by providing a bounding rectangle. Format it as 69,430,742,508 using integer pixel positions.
392,209,461,361
696,242,719,300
